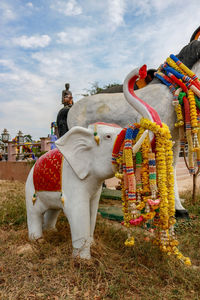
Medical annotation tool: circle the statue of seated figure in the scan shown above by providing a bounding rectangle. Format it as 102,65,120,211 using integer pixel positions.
56,83,74,138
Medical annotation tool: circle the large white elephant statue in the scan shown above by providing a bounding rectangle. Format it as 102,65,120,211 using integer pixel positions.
26,123,147,259
68,40,200,218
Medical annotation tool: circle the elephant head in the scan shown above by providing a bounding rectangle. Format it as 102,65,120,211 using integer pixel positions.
55,123,123,181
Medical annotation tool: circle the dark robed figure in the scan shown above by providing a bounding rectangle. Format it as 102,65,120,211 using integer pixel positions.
56,83,74,138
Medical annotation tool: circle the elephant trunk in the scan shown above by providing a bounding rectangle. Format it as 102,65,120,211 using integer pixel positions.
123,65,162,143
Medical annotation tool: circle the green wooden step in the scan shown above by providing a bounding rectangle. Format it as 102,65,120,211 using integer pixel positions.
100,188,121,200
98,205,123,222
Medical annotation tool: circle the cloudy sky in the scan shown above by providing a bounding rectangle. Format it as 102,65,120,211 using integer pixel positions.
0,0,200,140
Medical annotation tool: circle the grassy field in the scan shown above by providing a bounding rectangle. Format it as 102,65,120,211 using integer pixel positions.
0,180,200,299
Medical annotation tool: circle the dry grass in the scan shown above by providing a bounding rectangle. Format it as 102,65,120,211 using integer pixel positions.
0,180,200,299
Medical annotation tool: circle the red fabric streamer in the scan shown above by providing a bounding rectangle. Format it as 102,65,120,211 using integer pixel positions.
112,128,127,157
183,96,191,124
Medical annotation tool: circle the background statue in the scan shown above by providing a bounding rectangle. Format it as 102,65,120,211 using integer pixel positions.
56,83,74,138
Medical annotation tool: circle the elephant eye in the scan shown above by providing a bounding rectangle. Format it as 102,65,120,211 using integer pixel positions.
105,134,111,140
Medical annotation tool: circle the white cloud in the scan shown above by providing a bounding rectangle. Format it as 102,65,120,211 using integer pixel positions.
32,52,64,66
0,97,53,139
50,0,82,16
12,35,51,49
0,2,16,22
0,59,54,139
57,27,93,45
129,0,175,16
0,59,45,91
108,0,126,30
0,59,15,69
26,2,33,8
31,52,69,77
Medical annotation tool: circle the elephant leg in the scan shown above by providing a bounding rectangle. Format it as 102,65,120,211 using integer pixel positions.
26,168,43,240
173,143,189,218
27,208,43,240
90,186,102,245
63,194,91,259
174,167,189,218
43,209,61,231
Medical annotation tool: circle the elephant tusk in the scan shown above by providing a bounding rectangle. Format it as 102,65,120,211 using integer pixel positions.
93,124,100,145
132,130,149,154
94,135,100,145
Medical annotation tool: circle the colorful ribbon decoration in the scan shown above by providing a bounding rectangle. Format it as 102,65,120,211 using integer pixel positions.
155,54,200,174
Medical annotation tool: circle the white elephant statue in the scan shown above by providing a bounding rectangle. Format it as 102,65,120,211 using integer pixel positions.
26,123,149,259
68,40,200,218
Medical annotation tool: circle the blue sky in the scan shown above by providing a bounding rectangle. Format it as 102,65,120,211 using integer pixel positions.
0,0,200,140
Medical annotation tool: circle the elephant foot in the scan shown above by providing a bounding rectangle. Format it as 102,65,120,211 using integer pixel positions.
72,238,91,260
89,236,95,246
28,232,43,241
175,209,190,219
72,247,91,260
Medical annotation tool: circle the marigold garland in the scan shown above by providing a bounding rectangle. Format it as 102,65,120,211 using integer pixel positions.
112,119,191,265
174,103,184,127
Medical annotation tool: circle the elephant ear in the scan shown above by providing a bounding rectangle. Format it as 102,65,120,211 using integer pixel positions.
55,126,93,180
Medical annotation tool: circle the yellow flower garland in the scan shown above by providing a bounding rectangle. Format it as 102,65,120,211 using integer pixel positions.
140,119,173,228
188,89,198,129
113,118,191,266
174,104,184,127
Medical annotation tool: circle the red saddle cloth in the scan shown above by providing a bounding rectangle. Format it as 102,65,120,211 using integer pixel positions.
33,148,63,192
